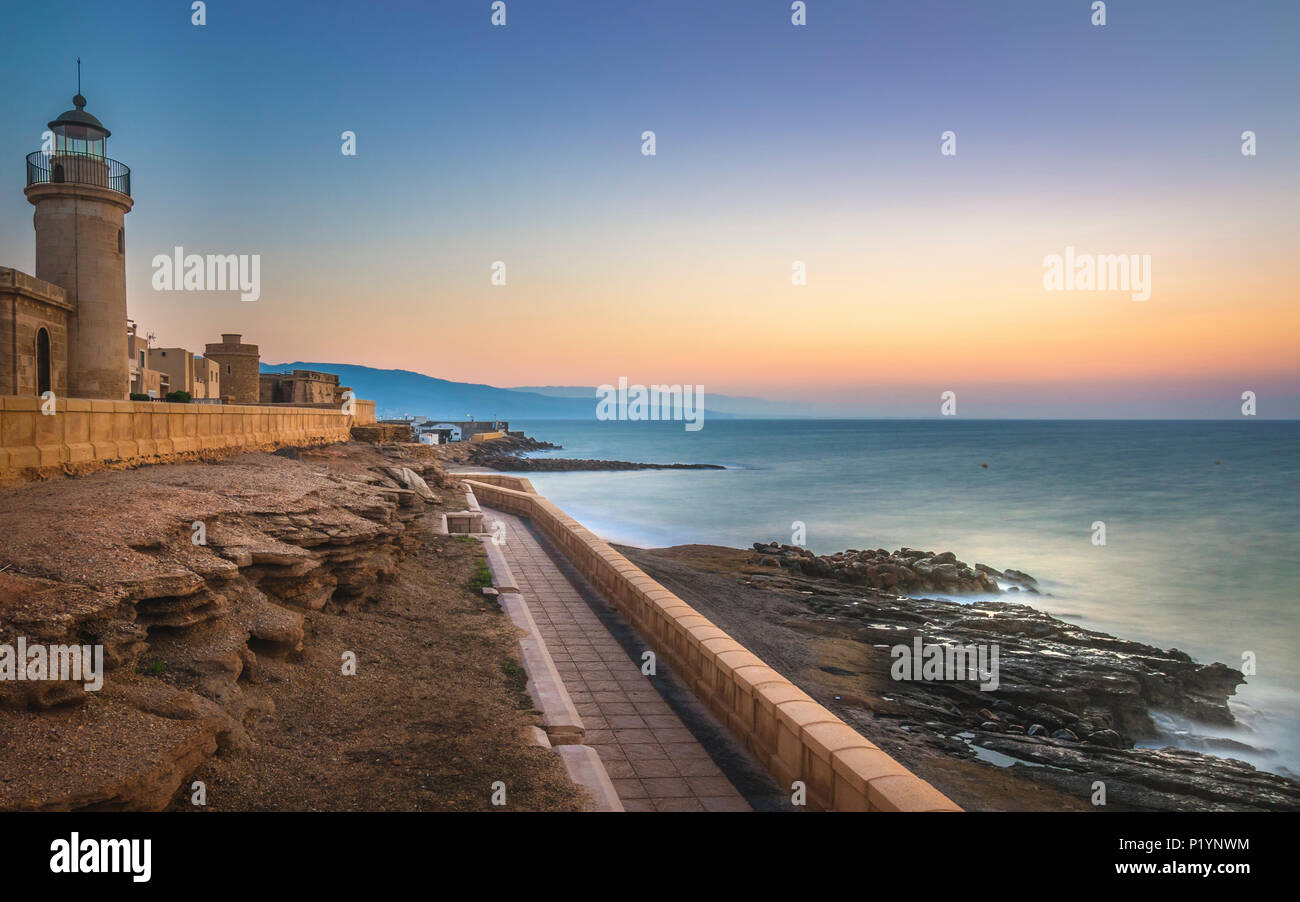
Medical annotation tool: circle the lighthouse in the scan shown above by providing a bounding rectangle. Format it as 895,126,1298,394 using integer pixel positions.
24,85,133,400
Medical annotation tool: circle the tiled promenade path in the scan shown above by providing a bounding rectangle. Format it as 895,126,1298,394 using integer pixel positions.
484,506,784,812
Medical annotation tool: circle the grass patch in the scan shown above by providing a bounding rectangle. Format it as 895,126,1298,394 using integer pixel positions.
501,659,530,705
137,660,166,676
469,556,493,592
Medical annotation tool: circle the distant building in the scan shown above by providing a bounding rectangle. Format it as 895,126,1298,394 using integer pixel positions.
127,321,165,398
203,333,260,403
378,418,501,443
444,420,508,440
416,422,461,443
193,356,220,399
148,346,194,397
260,369,349,405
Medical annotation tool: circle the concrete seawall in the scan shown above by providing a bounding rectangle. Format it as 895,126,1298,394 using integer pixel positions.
0,395,376,479
463,474,961,812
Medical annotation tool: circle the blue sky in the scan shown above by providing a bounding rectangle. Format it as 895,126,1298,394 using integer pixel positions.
1,1,1297,416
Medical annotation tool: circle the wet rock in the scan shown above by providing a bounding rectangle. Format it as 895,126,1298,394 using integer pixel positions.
1024,703,1078,732
746,543,1012,595
1002,568,1040,592
977,733,1300,811
1087,729,1124,749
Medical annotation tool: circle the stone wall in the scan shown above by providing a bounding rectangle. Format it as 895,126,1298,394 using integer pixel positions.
0,396,376,479
463,475,961,813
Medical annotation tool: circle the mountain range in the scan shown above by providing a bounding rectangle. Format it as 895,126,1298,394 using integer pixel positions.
261,363,807,420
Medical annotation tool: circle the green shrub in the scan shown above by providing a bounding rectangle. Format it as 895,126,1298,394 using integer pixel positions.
164,390,192,403
469,557,493,592
129,393,152,401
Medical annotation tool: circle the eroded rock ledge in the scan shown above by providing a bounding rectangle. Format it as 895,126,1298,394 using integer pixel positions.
0,443,447,810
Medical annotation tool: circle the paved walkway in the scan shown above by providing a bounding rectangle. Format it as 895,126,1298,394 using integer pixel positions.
484,507,754,812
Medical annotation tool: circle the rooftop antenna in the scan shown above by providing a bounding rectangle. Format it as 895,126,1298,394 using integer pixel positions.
76,57,81,95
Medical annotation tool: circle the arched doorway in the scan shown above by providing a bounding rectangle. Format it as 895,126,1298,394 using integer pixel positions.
36,328,52,396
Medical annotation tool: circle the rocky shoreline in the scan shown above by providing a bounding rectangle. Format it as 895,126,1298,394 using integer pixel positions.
445,431,1299,810
751,542,1039,595
454,434,724,472
619,542,1300,811
446,431,1300,809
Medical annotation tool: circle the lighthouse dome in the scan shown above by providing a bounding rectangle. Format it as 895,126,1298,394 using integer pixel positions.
48,94,111,138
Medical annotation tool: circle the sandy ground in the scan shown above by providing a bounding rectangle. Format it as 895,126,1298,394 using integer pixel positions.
170,527,587,812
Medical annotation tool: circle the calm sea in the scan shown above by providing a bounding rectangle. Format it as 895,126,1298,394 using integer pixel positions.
507,418,1300,778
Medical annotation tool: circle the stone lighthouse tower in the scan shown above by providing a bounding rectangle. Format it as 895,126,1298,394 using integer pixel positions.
24,88,133,400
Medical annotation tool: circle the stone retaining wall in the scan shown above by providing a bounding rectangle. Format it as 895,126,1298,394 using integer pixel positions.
463,474,961,813
0,395,376,479
458,472,537,493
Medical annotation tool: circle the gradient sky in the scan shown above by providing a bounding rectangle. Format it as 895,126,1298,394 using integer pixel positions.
1,0,1297,416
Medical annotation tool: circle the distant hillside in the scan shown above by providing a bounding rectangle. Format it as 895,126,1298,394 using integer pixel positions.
261,363,594,420
512,385,813,417
262,363,804,420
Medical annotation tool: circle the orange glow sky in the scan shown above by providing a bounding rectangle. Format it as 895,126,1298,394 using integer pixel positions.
3,0,1296,414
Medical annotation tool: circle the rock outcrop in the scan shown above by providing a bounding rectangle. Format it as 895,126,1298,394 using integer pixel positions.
451,433,723,472
473,456,724,472
0,443,447,810
751,542,1025,595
